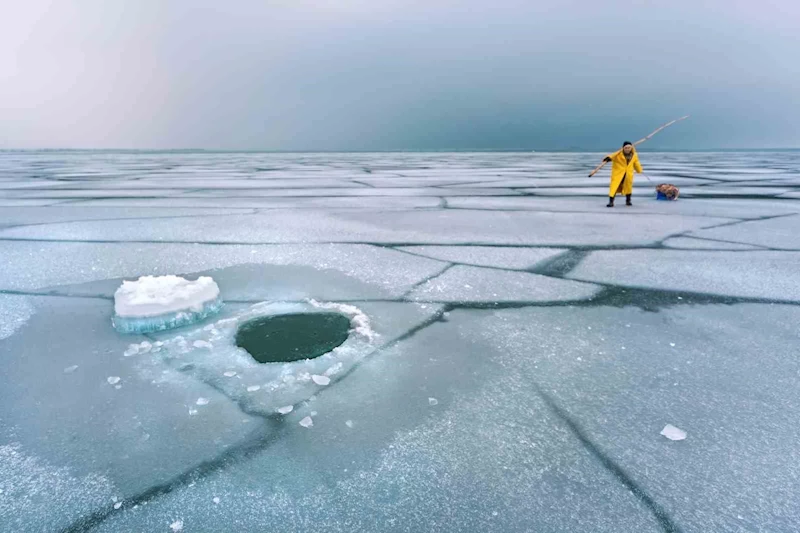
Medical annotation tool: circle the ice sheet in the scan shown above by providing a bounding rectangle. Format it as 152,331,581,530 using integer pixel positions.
407,265,601,303
0,297,262,501
180,187,522,197
686,214,800,250
90,308,663,533
0,294,35,340
569,250,800,301
0,209,734,247
679,186,792,197
2,189,189,198
661,236,760,250
3,150,800,532
0,206,250,227
459,305,800,532
445,196,800,218
67,196,442,209
0,242,444,296
0,440,116,532
397,245,566,269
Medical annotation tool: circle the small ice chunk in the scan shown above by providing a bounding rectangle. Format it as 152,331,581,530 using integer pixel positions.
223,371,237,377
170,520,184,532
115,385,122,390
246,385,261,392
213,497,220,504
345,420,354,428
428,397,439,406
193,340,213,350
123,344,140,357
670,343,676,347
324,362,343,376
299,416,314,428
114,502,122,510
63,365,79,374
188,409,198,416
107,376,121,385
277,405,294,415
196,397,209,406
660,424,687,441
312,375,331,386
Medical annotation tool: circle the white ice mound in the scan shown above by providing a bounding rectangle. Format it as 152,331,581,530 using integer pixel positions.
112,275,222,334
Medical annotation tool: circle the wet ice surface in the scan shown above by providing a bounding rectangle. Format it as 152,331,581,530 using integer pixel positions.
2,151,800,532
0,294,34,340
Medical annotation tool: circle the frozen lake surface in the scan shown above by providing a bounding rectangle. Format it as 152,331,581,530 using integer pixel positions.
1,151,800,532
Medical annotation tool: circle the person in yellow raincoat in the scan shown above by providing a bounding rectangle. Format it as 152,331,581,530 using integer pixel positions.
603,141,642,207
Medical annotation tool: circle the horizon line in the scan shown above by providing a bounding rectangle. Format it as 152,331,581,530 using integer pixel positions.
1,147,799,154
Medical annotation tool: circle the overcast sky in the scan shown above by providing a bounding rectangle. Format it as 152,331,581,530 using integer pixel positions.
1,0,797,150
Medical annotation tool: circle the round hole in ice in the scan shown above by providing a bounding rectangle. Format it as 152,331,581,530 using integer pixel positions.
235,312,351,364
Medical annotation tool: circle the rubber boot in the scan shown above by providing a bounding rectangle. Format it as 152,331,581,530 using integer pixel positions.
606,196,615,208
626,194,632,206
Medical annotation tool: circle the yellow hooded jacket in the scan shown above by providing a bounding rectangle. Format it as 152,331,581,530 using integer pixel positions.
606,148,643,197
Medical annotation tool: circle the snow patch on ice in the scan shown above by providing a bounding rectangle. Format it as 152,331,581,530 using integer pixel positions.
170,519,184,531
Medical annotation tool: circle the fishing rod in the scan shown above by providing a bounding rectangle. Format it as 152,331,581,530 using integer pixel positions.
588,115,690,177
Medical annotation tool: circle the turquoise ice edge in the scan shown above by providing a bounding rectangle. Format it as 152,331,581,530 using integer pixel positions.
112,298,224,334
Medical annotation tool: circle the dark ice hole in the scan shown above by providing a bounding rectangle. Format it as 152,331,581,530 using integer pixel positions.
235,313,351,364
